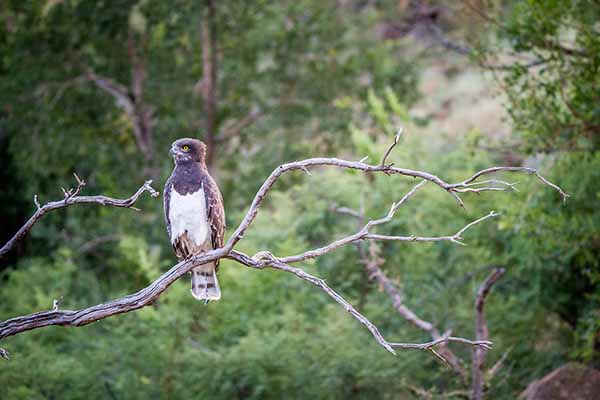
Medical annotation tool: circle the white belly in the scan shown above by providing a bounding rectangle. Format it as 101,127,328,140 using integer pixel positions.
169,186,210,246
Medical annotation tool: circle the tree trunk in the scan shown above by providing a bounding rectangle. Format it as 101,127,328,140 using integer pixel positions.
200,0,218,171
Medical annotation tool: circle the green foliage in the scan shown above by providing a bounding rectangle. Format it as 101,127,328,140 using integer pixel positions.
475,0,600,152
472,0,600,369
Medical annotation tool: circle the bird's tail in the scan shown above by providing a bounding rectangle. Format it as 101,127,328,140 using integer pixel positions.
190,263,221,301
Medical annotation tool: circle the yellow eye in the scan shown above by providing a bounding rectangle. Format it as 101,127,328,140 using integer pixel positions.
182,145,190,152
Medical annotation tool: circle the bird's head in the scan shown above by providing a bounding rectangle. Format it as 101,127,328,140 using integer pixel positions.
169,138,207,164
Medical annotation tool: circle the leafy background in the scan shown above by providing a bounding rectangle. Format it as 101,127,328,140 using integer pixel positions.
0,1,598,399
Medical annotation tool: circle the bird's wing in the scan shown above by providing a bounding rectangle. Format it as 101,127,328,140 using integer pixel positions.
202,174,226,266
163,178,173,239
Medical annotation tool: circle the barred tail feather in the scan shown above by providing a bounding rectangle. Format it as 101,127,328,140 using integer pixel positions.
190,263,221,301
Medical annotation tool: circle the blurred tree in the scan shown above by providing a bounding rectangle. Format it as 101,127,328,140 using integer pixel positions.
471,0,600,153
464,0,600,368
402,0,600,371
0,0,418,257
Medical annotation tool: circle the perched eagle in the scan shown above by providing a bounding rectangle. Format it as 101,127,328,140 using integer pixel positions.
164,138,225,301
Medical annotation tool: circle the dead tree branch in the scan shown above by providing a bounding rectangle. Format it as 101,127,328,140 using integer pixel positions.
334,204,468,376
85,67,155,163
471,267,505,400
228,250,492,356
0,175,158,259
380,127,404,167
226,157,567,252
85,32,155,167
0,138,565,361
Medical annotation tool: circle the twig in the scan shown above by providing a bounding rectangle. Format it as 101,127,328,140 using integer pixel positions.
338,205,468,376
231,251,492,356
390,332,492,350
52,296,64,311
282,198,498,267
0,178,158,259
380,127,404,167
451,166,568,202
86,66,155,161
487,348,511,381
362,211,498,246
300,165,312,176
453,180,520,194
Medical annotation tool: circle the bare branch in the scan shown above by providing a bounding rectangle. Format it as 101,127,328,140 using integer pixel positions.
0,179,495,359
364,211,498,246
277,181,428,263
52,296,64,311
390,332,492,350
454,211,500,242
364,241,467,374
227,159,566,251
380,127,404,167
450,190,467,209
0,178,158,259
85,38,156,165
229,251,492,357
0,147,565,359
452,166,569,202
0,247,227,341
280,202,498,266
346,219,468,375
236,250,397,353
453,179,521,194
85,69,132,113
33,194,41,210
487,348,511,381
472,267,506,400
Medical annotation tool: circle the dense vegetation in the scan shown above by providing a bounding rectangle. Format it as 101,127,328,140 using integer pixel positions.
1,1,598,399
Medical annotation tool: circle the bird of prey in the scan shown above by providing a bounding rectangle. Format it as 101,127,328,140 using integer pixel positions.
164,138,225,301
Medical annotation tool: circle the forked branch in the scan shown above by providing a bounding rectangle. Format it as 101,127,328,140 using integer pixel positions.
0,174,159,259
334,204,469,376
0,136,566,363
